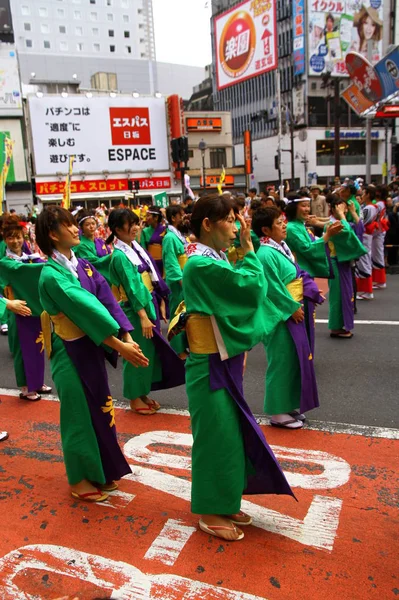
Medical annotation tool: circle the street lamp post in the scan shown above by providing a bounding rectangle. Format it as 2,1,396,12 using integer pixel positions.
199,139,207,192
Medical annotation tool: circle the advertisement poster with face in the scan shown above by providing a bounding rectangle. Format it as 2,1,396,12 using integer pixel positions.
308,1,383,77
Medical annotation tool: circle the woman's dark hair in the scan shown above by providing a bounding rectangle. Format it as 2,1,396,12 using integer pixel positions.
250,199,262,213
76,208,96,227
252,207,281,238
147,206,163,224
364,185,376,201
35,206,77,256
275,199,287,212
375,185,388,201
326,193,344,211
166,205,184,224
234,195,246,210
190,193,236,239
2,215,24,239
106,208,139,244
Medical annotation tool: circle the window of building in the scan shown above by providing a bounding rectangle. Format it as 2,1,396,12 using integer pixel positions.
25,39,33,48
125,45,131,54
43,40,50,49
77,42,84,51
39,7,48,17
139,38,145,43
24,23,31,31
76,26,83,36
94,43,100,52
41,24,49,34
123,14,129,22
316,140,378,166
140,52,146,58
110,45,115,52
107,0,112,5
60,41,68,51
107,13,113,21
59,25,66,33
139,24,144,29
109,29,114,37
210,148,226,169
137,8,142,13
74,10,81,19
21,5,30,15
124,31,130,38
92,27,99,35
57,8,65,17
90,12,97,20
90,0,96,3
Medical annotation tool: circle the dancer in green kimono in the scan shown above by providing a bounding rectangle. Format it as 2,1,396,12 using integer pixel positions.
36,206,148,503
227,196,259,268
178,194,293,542
252,207,324,429
162,205,188,358
107,209,185,416
74,209,113,283
325,196,367,338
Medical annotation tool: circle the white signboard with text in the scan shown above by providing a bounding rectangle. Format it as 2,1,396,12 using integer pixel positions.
214,0,277,91
28,95,170,176
0,46,22,117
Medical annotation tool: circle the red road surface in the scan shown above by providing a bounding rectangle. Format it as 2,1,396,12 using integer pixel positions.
0,392,397,599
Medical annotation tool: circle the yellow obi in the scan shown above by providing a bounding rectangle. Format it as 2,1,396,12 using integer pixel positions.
186,314,218,354
178,253,187,270
3,285,15,300
41,311,85,358
328,240,337,258
286,277,304,302
141,271,154,292
111,285,128,303
227,246,245,264
148,243,163,261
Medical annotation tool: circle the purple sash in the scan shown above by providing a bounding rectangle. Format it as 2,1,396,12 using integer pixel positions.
209,353,294,498
15,314,45,392
94,237,111,258
148,224,166,272
335,259,355,332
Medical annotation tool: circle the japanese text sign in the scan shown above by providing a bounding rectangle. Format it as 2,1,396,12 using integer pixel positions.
308,1,384,77
293,0,306,76
214,0,277,91
28,96,169,176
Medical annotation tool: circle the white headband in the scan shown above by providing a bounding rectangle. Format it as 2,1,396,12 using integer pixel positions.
78,215,96,225
289,197,311,203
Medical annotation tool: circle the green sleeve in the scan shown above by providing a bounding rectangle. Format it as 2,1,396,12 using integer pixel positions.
163,234,184,284
251,230,260,252
0,296,6,321
258,251,300,320
140,227,152,250
0,240,6,259
39,268,120,346
74,238,95,260
0,259,44,316
75,241,112,282
331,220,367,262
110,251,155,318
286,221,329,278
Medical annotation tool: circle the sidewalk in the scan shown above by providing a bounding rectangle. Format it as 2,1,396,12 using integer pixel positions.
0,392,397,600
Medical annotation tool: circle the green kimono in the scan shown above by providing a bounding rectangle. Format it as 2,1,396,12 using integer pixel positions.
0,295,7,321
228,220,260,268
74,236,112,283
183,252,282,514
0,258,44,388
140,226,153,250
326,220,367,331
162,230,187,354
0,240,6,327
346,196,361,223
109,248,162,399
286,219,330,278
256,246,302,414
39,258,124,485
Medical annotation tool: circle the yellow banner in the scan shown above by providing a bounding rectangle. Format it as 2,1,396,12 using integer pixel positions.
0,137,14,216
61,155,75,210
217,166,226,195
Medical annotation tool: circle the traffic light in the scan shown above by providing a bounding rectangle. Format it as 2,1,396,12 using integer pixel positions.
171,136,189,165
128,180,140,192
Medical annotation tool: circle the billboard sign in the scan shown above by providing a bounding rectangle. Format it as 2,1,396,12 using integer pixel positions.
35,177,172,196
0,46,22,116
374,45,399,98
308,1,384,77
28,96,170,176
293,0,306,75
214,0,277,91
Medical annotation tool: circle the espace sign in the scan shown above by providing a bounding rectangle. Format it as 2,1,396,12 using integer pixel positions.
28,96,169,175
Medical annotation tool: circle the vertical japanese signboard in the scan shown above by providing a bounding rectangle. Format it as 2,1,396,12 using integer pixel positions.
308,1,384,77
293,0,306,75
214,0,277,91
28,96,170,176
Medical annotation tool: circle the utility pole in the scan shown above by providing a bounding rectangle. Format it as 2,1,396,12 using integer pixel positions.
276,68,284,199
365,40,373,184
334,78,340,180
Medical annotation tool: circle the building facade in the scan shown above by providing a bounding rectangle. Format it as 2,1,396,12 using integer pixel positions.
211,0,395,189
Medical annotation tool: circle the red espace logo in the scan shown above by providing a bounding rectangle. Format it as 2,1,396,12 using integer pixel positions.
109,107,151,146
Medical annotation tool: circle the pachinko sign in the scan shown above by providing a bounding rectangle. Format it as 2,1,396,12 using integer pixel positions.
308,0,384,77
28,95,170,175
214,0,277,91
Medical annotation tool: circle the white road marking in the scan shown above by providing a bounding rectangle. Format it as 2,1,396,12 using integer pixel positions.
316,319,399,325
144,519,196,566
1,389,398,440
